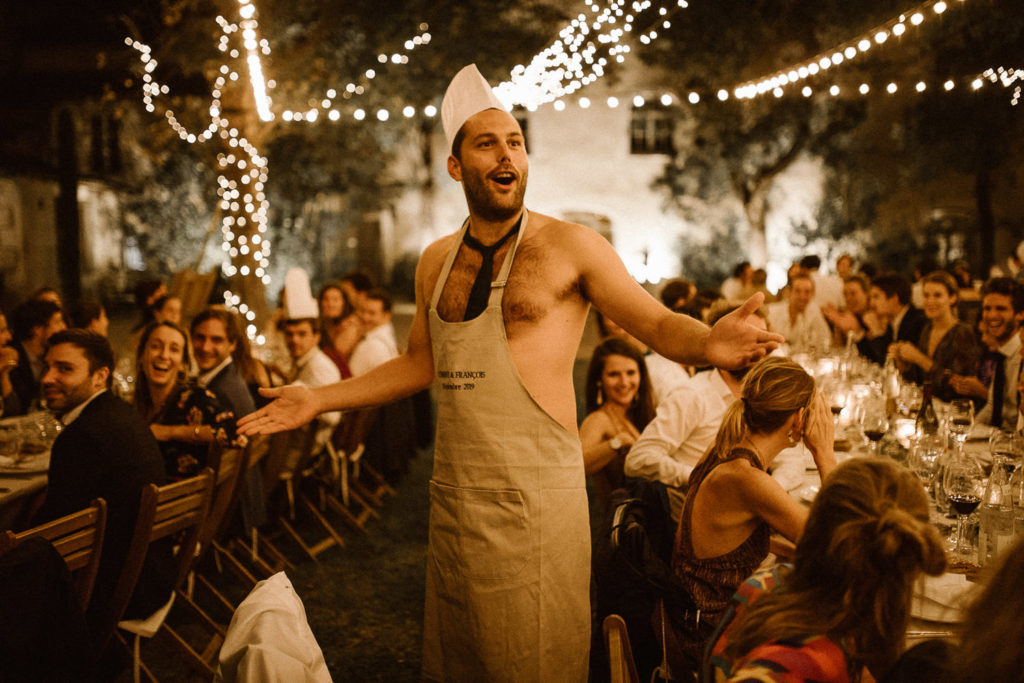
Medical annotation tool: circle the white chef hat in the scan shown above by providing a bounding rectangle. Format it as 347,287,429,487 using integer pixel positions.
283,267,319,320
441,64,507,155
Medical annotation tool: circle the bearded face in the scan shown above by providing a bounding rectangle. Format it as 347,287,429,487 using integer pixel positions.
450,109,529,222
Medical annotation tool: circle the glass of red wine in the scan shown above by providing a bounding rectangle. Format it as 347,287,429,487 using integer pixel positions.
942,448,985,563
862,401,888,456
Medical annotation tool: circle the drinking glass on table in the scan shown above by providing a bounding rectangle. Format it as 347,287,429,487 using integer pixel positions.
861,400,888,456
908,434,944,487
947,398,975,450
989,430,1023,477
0,423,23,463
943,448,985,563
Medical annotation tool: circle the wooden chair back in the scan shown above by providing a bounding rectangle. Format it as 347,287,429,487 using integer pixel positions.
0,498,107,610
603,614,640,683
102,471,214,645
197,445,245,561
331,407,379,457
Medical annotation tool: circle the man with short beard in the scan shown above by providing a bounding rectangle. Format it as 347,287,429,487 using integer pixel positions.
240,64,781,681
951,277,1024,428
34,329,172,636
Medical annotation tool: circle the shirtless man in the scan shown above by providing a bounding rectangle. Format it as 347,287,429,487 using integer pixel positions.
240,65,781,682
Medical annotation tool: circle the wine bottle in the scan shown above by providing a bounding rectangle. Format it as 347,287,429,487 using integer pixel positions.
915,382,939,437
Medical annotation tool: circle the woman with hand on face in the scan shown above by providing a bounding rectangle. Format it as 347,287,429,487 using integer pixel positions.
891,270,981,402
133,321,244,480
580,338,656,507
665,356,836,675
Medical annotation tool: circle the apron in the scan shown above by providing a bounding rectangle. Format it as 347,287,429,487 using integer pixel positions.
422,211,591,682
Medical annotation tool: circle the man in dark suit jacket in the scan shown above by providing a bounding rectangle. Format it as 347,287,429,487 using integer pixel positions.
864,273,928,367
191,308,264,529
33,329,173,637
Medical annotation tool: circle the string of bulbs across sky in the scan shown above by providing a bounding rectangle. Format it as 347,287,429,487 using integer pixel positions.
128,0,1020,337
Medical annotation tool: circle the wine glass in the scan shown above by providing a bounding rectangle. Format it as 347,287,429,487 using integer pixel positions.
908,434,944,488
989,430,1023,478
942,448,985,563
862,401,889,456
947,399,975,450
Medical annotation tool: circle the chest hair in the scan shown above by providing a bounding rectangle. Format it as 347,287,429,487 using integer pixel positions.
434,239,581,328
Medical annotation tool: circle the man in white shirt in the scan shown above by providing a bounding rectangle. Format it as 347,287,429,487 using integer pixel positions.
766,273,831,354
624,307,767,519
349,288,399,376
283,316,341,450
952,277,1024,429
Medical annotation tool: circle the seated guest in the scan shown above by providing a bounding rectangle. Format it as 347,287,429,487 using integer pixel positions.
0,308,21,415
893,270,982,402
580,338,655,508
822,273,884,351
151,294,182,326
349,287,399,376
766,273,831,353
30,285,63,308
666,356,836,672
865,273,927,368
191,307,265,530
9,298,66,413
660,278,696,311
338,270,374,311
66,299,110,336
802,254,843,311
598,310,691,405
317,281,362,378
134,321,243,479
33,329,173,634
707,458,945,682
721,262,753,304
625,306,766,520
950,277,1024,428
281,275,342,455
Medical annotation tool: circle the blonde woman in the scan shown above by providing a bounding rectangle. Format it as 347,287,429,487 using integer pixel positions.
666,356,836,671
708,458,946,682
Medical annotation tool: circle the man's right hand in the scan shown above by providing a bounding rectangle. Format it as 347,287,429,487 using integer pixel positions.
237,384,321,436
0,346,18,374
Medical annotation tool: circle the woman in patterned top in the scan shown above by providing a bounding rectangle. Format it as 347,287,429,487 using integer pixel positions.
666,356,837,673
133,321,244,479
708,458,946,683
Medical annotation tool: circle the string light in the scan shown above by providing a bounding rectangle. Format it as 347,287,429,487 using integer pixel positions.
493,0,691,109
730,0,967,100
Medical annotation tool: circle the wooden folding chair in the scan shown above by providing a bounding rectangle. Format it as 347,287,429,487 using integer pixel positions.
603,614,640,683
0,498,107,611
343,406,398,508
102,470,215,682
275,421,352,563
320,408,385,535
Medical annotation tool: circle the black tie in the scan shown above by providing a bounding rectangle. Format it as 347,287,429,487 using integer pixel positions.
989,350,1007,428
461,217,522,321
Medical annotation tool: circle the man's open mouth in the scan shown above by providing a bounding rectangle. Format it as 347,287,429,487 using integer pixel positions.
491,171,516,186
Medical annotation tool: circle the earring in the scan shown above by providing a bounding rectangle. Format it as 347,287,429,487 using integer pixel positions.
596,383,604,406
786,428,799,446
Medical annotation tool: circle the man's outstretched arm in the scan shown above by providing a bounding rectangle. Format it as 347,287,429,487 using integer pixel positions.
238,246,440,436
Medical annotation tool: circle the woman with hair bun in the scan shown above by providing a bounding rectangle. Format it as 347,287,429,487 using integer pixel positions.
707,457,946,682
666,356,837,671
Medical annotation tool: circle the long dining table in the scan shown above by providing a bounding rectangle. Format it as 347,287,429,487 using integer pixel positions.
0,414,54,531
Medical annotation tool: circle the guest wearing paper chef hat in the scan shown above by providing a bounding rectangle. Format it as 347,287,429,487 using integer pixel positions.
279,268,341,462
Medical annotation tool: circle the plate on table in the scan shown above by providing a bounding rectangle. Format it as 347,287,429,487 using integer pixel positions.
0,452,50,474
911,572,972,623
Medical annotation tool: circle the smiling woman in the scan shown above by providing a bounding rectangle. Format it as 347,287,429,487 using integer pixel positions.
579,337,656,508
133,321,243,479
